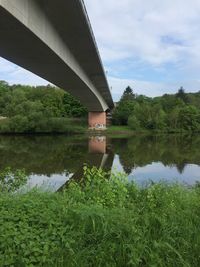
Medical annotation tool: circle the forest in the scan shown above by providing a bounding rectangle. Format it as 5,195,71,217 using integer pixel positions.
1,80,200,133
113,86,200,132
0,81,87,133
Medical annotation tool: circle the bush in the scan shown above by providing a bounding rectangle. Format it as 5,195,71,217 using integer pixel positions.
128,115,141,130
0,167,27,192
0,117,86,134
1,167,200,266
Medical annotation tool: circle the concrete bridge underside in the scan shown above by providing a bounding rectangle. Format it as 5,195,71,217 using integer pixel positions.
0,0,114,127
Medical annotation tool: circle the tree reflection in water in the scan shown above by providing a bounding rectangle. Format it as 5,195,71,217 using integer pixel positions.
0,134,200,189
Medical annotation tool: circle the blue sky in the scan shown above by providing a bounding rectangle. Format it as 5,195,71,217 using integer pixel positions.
1,0,200,101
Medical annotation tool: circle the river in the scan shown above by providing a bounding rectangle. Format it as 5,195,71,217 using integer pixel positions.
1,134,200,191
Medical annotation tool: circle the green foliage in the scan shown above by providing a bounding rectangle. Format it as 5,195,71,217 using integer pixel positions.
0,167,27,192
176,86,189,103
63,93,87,117
128,114,141,130
0,117,85,134
0,82,87,134
112,101,135,125
77,166,128,207
113,87,200,132
1,167,200,266
112,86,136,125
177,105,200,131
120,86,135,102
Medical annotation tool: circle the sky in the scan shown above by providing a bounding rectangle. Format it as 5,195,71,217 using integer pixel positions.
1,0,200,101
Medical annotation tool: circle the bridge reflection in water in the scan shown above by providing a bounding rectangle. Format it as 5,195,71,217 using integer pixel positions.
58,136,114,191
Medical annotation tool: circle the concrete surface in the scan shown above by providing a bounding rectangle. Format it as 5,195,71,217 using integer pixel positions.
0,0,114,111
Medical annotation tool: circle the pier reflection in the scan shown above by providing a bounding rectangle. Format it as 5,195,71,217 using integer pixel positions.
89,136,106,154
88,136,114,171
58,136,114,191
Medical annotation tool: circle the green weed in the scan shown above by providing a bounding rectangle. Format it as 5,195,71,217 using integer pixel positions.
0,167,200,266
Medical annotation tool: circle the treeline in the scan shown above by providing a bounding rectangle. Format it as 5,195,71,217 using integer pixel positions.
113,86,200,132
0,81,87,133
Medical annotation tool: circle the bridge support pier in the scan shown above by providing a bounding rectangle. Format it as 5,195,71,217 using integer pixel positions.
88,112,106,130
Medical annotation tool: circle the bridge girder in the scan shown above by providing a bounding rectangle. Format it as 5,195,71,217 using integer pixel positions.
0,0,114,112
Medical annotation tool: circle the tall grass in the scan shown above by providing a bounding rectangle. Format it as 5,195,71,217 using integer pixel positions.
0,167,200,266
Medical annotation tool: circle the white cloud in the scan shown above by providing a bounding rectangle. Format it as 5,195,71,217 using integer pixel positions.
85,0,200,67
83,0,200,98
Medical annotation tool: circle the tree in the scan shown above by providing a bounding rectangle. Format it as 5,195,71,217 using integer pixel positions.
128,115,140,130
168,107,180,131
120,86,135,102
112,87,136,125
63,93,87,117
0,80,9,90
176,86,188,103
112,100,135,125
178,105,200,131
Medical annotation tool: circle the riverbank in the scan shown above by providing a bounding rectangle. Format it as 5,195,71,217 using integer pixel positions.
105,125,200,136
1,167,200,266
0,118,129,136
0,118,199,136
0,117,87,135
87,126,135,137
105,125,134,135
0,118,132,136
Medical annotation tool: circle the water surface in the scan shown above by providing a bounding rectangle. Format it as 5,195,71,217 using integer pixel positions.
1,134,200,190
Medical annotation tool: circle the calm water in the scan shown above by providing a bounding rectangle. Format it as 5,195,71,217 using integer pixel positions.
1,134,200,191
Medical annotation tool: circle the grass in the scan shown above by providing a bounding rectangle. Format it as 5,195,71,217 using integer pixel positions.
1,167,200,266
105,125,134,135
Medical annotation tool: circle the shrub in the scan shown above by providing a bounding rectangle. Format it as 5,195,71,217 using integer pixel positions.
0,117,86,134
128,115,141,130
0,167,27,192
0,167,200,266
